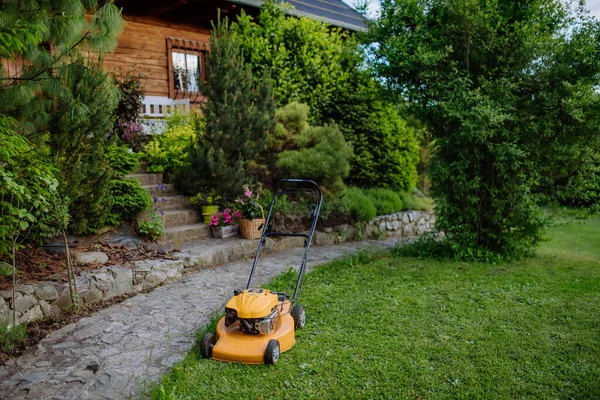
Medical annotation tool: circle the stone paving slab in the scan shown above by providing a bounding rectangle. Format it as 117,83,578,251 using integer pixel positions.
0,239,401,399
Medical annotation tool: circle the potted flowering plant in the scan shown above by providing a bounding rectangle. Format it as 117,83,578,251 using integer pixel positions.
190,188,222,224
235,184,265,239
209,208,241,239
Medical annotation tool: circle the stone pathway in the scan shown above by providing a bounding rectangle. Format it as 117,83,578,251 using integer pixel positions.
0,239,402,399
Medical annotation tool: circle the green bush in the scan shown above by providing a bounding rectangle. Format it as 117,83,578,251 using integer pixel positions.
366,188,403,215
0,322,27,352
105,144,141,177
103,179,150,226
343,187,377,222
400,190,435,212
233,1,349,124
144,114,200,174
135,212,165,242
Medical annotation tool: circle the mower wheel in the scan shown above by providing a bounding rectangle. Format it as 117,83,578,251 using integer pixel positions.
291,304,306,329
200,333,216,359
264,339,280,364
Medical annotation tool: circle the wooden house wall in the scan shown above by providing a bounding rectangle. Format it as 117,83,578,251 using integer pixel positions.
102,16,211,99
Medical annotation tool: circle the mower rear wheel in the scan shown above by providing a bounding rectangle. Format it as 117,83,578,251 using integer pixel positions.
264,339,280,364
200,333,216,359
292,304,306,329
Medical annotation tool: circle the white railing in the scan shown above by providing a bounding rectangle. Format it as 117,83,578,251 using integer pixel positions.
141,96,190,118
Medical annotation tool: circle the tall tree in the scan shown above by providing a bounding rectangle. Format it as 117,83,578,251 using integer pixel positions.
369,0,600,258
177,16,275,198
0,0,125,233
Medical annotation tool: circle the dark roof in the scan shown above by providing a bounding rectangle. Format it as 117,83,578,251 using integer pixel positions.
227,0,367,31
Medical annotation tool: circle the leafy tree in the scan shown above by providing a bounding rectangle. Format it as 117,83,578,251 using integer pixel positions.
233,0,349,123
369,0,600,258
176,16,275,198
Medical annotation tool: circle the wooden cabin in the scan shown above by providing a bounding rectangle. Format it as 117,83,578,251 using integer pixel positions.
107,0,366,118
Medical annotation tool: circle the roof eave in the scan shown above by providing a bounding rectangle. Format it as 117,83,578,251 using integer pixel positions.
227,0,367,32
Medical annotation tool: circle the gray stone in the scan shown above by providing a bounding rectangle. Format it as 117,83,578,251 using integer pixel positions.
0,290,12,299
392,213,399,221
81,288,104,305
0,297,8,313
378,222,386,232
401,212,410,223
34,285,58,301
55,287,74,310
15,285,35,294
386,221,393,230
13,293,36,313
72,321,106,341
74,251,109,264
407,211,416,222
315,231,336,246
17,304,43,324
106,267,133,297
392,221,400,231
39,300,60,319
323,227,333,233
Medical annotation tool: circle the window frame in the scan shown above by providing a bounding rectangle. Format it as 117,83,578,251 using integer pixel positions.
167,37,208,102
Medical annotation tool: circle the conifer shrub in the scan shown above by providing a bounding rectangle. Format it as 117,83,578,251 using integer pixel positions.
277,124,353,192
343,187,377,222
103,144,150,226
176,17,275,198
366,189,403,215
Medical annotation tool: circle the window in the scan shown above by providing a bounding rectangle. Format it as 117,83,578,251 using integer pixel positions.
167,37,208,102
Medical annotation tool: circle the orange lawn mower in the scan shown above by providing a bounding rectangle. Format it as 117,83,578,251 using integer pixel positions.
200,179,323,365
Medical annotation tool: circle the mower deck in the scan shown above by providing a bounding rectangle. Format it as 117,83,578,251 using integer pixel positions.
212,301,295,364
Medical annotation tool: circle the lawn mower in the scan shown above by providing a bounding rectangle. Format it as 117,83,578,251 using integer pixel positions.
200,179,323,365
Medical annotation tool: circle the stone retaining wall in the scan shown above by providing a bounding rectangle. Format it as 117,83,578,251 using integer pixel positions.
0,211,434,326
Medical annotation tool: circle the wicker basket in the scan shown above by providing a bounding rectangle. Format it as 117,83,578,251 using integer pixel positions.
239,204,265,239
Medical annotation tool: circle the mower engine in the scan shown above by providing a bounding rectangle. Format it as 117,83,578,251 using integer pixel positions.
224,289,281,335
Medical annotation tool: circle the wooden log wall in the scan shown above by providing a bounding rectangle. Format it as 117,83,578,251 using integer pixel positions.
102,16,211,100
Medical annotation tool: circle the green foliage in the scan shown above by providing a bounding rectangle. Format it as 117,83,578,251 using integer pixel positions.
0,0,124,137
277,124,353,192
233,0,350,123
0,322,27,352
114,71,147,150
365,189,403,215
343,187,377,222
177,17,275,197
368,0,599,257
46,60,120,234
0,116,59,255
144,115,199,174
104,144,141,177
399,190,434,212
103,180,150,226
323,70,420,191
135,213,165,242
190,188,221,206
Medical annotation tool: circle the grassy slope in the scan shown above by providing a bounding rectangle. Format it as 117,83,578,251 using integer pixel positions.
152,217,600,399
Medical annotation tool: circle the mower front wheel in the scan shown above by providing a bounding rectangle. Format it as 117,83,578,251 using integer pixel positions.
264,339,280,364
291,304,306,329
200,333,216,359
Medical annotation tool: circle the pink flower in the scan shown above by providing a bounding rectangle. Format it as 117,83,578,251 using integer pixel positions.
245,190,252,198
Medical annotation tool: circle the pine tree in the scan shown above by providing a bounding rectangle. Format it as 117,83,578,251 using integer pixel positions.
177,16,275,198
0,0,124,233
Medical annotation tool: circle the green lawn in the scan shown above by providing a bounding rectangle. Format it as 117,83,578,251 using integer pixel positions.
151,217,600,399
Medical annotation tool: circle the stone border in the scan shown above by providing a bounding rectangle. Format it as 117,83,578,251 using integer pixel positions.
1,211,434,326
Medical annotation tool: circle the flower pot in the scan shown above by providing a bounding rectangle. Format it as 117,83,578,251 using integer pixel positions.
211,224,239,239
201,205,219,224
239,218,265,239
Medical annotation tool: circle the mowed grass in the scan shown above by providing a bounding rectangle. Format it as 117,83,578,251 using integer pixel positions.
151,217,600,399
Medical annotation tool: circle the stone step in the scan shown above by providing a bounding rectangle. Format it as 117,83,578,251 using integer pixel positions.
162,209,202,228
160,195,194,211
127,173,163,186
158,223,212,245
142,183,176,195
134,161,148,174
